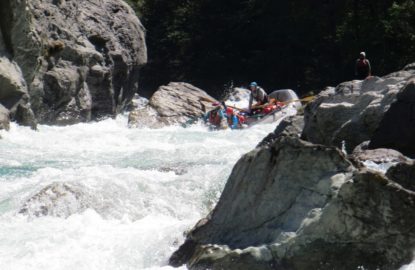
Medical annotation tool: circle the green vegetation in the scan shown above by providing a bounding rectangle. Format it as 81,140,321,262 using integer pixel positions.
126,0,415,96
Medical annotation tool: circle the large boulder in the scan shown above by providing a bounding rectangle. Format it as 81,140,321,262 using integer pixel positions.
129,82,216,128
302,73,413,152
0,0,147,125
368,80,415,158
170,136,415,270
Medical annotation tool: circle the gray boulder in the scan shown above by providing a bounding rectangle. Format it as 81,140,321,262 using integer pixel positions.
170,136,415,270
369,80,415,158
302,73,412,152
0,0,146,125
129,82,216,128
0,56,37,128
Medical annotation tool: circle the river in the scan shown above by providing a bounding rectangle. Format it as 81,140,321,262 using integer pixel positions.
0,115,277,270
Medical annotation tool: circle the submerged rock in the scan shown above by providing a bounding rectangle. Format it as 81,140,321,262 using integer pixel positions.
170,136,415,270
19,182,92,218
128,82,216,128
302,72,413,152
0,0,147,125
369,80,415,158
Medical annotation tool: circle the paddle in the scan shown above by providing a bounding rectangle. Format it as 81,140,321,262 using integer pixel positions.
252,96,316,109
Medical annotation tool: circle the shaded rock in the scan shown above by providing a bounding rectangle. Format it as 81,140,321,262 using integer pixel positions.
386,161,415,191
171,136,415,270
19,182,92,218
0,0,147,125
0,104,10,130
0,56,37,128
125,93,149,111
257,115,304,147
129,82,216,128
303,73,411,152
369,80,415,158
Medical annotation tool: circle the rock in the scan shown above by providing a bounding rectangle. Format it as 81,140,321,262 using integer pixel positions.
19,182,92,218
350,147,411,174
386,161,415,191
128,82,216,128
302,73,411,152
0,57,37,128
171,136,415,270
0,0,147,125
368,80,415,158
403,62,415,71
0,104,10,130
257,115,304,147
351,148,410,165
125,93,149,111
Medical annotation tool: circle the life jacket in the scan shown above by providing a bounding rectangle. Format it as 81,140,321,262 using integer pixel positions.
209,109,221,126
237,114,246,125
262,104,278,114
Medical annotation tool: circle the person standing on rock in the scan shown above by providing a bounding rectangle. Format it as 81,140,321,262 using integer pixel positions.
248,82,269,114
355,52,371,80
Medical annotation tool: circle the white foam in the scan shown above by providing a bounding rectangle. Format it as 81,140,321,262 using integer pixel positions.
0,115,276,270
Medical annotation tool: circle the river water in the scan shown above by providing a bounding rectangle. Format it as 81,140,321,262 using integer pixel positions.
0,115,277,270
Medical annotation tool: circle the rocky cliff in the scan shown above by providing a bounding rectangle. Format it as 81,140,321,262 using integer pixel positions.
0,0,146,127
170,66,415,270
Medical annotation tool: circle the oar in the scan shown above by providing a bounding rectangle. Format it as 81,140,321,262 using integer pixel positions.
283,95,316,104
199,96,249,112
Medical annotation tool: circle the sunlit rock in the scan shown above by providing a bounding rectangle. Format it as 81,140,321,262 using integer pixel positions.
0,0,147,125
128,82,216,128
171,136,415,270
302,70,415,152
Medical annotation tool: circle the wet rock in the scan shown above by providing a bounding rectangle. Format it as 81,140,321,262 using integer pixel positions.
0,0,147,125
386,161,415,191
369,80,415,158
257,115,304,147
128,82,216,128
171,136,415,270
302,73,411,152
0,56,37,128
0,104,10,130
19,182,92,218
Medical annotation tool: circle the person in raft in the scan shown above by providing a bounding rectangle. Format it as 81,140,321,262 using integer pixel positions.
248,82,269,114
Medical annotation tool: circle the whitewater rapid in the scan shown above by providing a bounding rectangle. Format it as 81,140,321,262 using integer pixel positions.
0,115,277,270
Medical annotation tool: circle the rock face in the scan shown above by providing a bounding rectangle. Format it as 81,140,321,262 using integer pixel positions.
302,73,414,152
369,80,415,158
170,136,415,270
129,82,216,128
0,0,147,125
